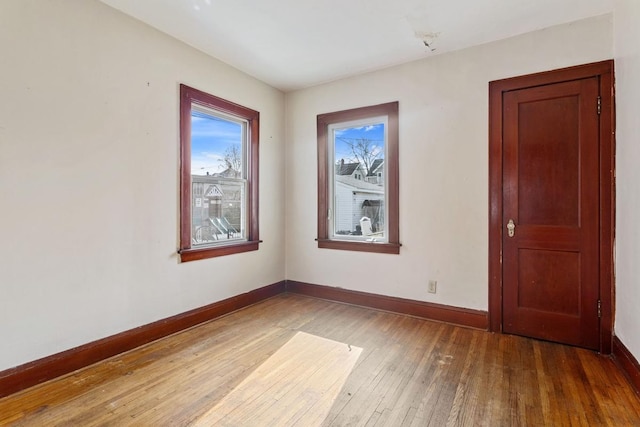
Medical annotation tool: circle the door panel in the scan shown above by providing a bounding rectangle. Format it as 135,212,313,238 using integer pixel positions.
517,95,579,226
517,249,580,315
502,77,600,350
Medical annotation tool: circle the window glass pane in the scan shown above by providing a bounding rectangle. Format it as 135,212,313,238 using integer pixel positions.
190,106,247,245
191,107,244,177
316,101,398,254
331,120,386,241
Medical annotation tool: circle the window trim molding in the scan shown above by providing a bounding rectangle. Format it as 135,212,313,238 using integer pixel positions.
317,101,400,254
179,84,260,262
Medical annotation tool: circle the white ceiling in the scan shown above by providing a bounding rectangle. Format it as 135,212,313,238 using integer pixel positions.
100,0,613,92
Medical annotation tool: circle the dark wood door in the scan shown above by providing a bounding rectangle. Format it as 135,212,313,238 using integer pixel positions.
501,77,601,349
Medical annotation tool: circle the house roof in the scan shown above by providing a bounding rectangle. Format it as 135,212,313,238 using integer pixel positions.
335,175,384,194
367,159,384,176
335,162,361,176
212,167,240,178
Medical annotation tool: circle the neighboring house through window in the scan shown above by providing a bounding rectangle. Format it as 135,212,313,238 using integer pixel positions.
317,101,400,254
366,158,384,185
179,84,260,262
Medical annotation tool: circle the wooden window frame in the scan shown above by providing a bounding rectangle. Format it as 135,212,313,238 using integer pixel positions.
179,84,260,262
317,101,400,254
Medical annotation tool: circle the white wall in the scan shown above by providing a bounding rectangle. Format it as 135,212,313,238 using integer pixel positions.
614,1,640,360
1,2,630,373
285,15,613,311
0,0,285,371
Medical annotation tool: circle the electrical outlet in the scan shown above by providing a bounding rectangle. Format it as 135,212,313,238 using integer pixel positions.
428,280,437,294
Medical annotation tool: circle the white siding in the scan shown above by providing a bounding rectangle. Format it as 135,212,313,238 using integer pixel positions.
334,182,355,233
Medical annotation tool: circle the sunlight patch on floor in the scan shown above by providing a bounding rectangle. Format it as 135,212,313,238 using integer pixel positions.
193,331,362,426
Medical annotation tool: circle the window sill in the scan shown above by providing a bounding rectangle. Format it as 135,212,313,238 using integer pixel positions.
179,240,260,262
316,239,401,254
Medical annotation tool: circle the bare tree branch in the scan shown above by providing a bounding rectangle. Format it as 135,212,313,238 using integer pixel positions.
219,145,242,176
338,137,382,176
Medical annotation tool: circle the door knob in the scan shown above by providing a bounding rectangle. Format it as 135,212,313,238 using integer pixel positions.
507,219,515,237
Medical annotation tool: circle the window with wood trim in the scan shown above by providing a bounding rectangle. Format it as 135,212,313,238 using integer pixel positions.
317,102,400,254
179,84,260,262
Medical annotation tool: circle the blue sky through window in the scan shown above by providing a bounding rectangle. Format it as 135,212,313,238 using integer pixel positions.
191,110,242,175
334,123,384,164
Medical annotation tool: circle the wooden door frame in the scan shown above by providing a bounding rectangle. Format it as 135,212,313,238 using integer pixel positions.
488,60,615,354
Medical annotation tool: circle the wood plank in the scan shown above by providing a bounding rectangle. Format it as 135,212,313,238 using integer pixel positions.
0,294,639,426
193,332,361,426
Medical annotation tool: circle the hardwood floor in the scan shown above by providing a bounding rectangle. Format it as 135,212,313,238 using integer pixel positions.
1,293,639,426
